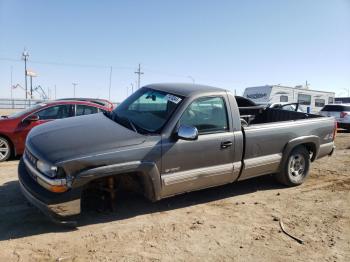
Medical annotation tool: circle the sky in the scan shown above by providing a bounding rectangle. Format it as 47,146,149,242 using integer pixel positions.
0,0,349,101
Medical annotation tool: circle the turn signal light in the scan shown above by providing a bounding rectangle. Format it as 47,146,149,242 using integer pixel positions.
49,185,68,193
37,178,68,193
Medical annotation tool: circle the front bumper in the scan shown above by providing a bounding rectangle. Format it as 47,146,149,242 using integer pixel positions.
18,158,81,225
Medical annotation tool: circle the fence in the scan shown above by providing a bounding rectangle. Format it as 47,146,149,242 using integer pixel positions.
0,99,46,109
0,98,120,110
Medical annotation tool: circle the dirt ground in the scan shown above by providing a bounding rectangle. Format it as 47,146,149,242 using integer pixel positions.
0,122,349,261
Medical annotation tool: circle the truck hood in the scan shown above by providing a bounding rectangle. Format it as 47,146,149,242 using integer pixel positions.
26,113,146,163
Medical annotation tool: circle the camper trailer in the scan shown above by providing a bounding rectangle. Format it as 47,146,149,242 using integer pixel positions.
243,85,335,113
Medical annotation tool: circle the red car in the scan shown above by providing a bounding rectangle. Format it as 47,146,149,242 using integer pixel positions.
0,100,113,162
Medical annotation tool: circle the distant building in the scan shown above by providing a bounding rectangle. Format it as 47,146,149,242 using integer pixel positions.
335,97,350,104
243,85,335,113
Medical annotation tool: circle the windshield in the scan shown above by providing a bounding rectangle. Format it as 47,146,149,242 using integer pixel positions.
8,103,46,118
109,88,183,134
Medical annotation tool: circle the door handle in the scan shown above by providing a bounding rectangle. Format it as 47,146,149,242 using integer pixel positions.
221,141,233,149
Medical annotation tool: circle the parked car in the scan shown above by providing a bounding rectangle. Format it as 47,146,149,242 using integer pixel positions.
268,102,304,112
57,98,115,110
319,104,350,131
0,100,112,162
18,83,336,224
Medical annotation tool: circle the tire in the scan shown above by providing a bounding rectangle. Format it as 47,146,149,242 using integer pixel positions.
276,146,310,186
0,136,11,162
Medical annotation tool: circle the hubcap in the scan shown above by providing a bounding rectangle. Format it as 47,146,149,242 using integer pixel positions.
0,138,10,161
288,153,306,181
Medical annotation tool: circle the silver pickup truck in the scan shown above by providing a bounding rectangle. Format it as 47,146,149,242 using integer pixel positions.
18,83,336,224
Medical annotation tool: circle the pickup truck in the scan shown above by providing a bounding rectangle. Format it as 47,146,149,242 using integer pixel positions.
18,83,336,224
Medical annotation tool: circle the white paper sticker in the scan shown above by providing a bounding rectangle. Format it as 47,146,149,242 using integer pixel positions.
166,94,182,104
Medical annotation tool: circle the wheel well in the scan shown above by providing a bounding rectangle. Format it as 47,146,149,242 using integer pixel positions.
81,172,147,210
83,172,145,194
300,142,317,161
0,134,15,157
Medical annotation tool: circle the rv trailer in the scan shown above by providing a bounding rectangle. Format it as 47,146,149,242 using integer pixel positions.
243,85,335,113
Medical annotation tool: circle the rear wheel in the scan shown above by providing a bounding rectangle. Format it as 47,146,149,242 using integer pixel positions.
276,146,310,186
0,137,11,162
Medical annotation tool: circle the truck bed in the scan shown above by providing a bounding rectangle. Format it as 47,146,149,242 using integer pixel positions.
239,114,335,181
239,107,321,125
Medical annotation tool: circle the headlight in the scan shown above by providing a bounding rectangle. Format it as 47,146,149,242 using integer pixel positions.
36,160,58,178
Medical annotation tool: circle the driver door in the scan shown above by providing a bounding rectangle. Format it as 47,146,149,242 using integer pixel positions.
160,96,236,197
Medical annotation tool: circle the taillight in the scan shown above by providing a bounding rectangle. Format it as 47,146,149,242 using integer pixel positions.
333,120,337,140
340,112,348,118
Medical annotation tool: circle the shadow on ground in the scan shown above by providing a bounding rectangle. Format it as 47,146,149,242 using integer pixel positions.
0,174,284,241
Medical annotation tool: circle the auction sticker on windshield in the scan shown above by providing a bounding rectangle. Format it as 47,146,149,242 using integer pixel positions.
166,94,182,104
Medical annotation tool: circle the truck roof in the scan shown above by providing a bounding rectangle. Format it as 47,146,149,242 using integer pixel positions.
145,83,227,97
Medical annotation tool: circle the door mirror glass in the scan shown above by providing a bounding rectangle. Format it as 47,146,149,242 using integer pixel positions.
25,114,39,122
177,125,198,141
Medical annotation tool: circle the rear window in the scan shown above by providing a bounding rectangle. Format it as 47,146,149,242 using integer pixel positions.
321,105,350,111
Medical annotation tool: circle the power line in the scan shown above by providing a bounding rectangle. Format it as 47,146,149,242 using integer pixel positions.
0,57,133,70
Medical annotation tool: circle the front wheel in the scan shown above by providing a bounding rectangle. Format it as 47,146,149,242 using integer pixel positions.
276,146,310,186
0,136,11,162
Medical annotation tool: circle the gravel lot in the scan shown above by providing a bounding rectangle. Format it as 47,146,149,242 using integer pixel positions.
0,112,349,261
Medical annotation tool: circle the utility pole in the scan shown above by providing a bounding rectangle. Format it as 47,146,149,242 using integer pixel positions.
22,49,29,99
26,70,37,99
109,66,113,100
188,75,195,84
10,66,13,100
30,76,33,98
54,85,57,99
72,83,78,97
131,83,134,93
134,63,144,89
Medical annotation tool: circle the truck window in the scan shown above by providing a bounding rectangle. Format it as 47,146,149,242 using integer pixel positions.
328,97,334,104
180,97,228,134
297,94,311,105
315,99,325,107
280,95,288,102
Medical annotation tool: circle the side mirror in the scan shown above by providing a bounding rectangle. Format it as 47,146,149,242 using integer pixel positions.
25,114,39,122
177,125,198,141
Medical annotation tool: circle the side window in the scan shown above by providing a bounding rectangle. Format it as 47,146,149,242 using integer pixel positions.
76,105,98,116
280,95,288,102
37,105,71,120
328,97,334,104
179,97,228,134
297,94,311,105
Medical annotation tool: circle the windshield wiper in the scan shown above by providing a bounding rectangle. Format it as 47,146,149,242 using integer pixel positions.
125,118,138,133
110,112,139,133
